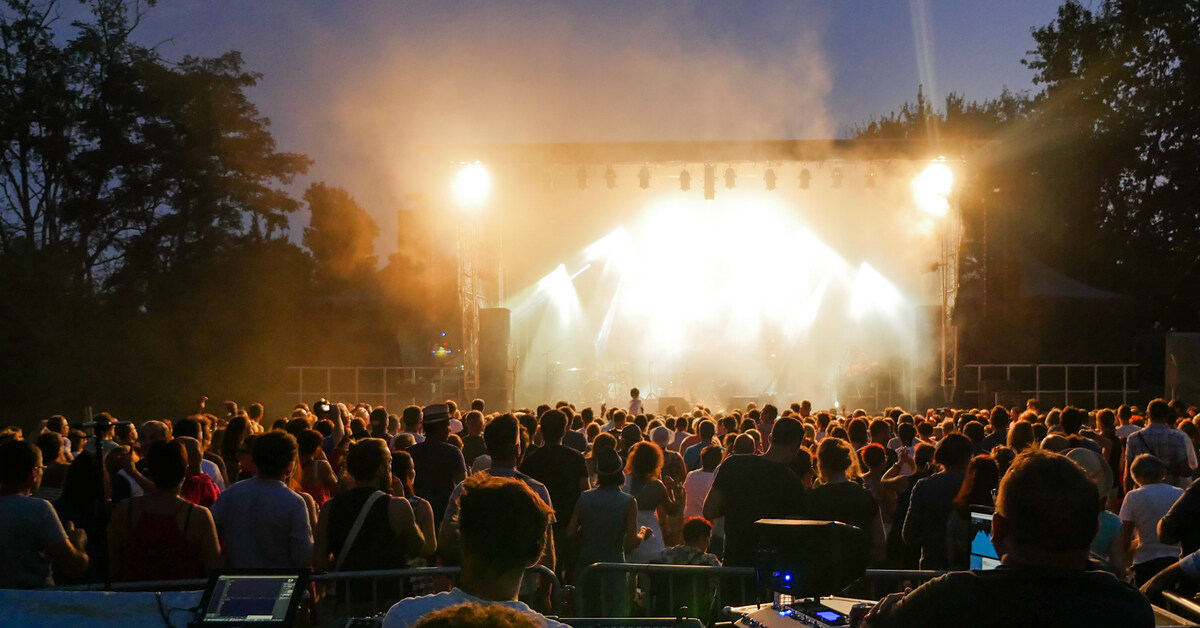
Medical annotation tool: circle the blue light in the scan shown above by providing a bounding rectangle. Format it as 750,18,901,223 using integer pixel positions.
783,573,792,582
441,332,447,337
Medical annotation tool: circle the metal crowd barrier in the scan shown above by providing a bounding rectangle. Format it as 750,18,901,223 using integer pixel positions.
574,563,759,622
49,565,564,623
1161,591,1200,626
573,564,949,625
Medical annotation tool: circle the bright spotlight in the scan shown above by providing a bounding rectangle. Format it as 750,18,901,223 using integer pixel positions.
913,161,954,217
452,162,490,208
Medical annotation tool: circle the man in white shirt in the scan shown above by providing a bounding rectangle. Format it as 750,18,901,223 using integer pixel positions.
211,432,312,568
383,475,563,628
0,440,89,587
1120,453,1184,587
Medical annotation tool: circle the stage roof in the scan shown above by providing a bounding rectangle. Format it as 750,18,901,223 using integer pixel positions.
417,139,994,166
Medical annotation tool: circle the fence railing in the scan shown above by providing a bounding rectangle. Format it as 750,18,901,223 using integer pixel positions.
1161,591,1200,626
286,366,464,408
50,565,563,623
960,363,1140,409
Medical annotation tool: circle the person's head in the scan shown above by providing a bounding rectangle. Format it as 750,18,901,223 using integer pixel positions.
1147,398,1172,424
992,450,1099,564
140,420,171,450
963,421,985,446
538,409,567,444
368,408,389,436
768,416,804,453
619,423,642,452
410,603,543,628
296,429,324,460
989,406,1011,434
47,415,68,436
144,439,188,491
612,410,627,426
1130,454,1167,487
347,438,391,488
625,441,663,482
391,449,416,497
816,438,858,482
484,414,521,465
422,404,452,440
1060,407,1087,435
593,447,624,487
915,421,933,441
847,418,868,444
681,516,714,552
992,446,1016,476
0,440,41,492
253,431,297,480
630,387,640,399
953,454,1000,516
868,419,891,444
463,411,485,437
1096,409,1116,433
1040,434,1071,452
402,406,422,432
914,442,936,469
455,475,554,576
471,398,485,413
934,433,973,470
174,417,202,441
697,419,716,442
1007,421,1035,452
860,443,887,472
699,445,723,471
35,432,64,465
897,422,916,447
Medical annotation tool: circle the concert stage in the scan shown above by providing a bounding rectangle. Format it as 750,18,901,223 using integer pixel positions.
417,140,982,413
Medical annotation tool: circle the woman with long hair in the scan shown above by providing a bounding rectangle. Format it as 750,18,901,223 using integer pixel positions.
586,432,618,485
622,441,679,563
946,454,1000,570
390,449,438,560
220,416,251,478
54,451,110,584
1007,420,1036,453
107,440,222,581
808,438,884,561
297,429,337,507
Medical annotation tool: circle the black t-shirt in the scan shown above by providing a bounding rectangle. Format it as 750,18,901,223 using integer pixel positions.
519,443,588,529
461,434,486,467
408,438,467,527
710,455,805,566
807,480,877,533
880,565,1154,628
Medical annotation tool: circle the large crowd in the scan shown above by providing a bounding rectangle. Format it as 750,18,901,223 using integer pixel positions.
1,391,1199,627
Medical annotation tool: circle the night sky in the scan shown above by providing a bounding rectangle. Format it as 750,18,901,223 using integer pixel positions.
123,1,1064,252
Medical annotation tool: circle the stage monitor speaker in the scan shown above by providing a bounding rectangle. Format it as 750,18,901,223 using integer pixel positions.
1166,333,1200,402
656,397,690,415
478,308,511,391
755,519,869,598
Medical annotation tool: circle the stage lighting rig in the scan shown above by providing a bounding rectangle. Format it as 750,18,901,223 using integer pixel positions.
638,166,651,190
605,167,617,189
452,162,491,209
799,168,811,190
704,164,715,200
680,169,691,191
724,167,736,189
764,167,777,191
